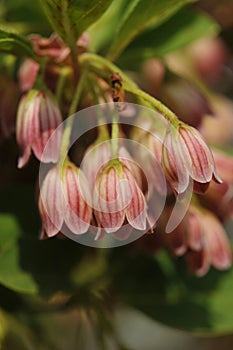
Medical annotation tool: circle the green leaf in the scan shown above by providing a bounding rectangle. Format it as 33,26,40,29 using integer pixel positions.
0,29,36,58
115,250,233,335
87,0,127,53
1,0,51,35
118,9,219,69
107,0,198,61
0,214,38,294
40,0,114,46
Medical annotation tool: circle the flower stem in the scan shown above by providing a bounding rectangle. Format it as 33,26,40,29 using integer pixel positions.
55,66,71,105
79,53,178,125
59,69,87,161
61,0,80,84
111,108,119,158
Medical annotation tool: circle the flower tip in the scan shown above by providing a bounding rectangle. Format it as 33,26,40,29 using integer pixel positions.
214,172,223,184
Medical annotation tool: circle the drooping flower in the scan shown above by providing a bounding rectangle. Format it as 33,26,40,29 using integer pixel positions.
202,150,233,220
162,123,222,194
186,210,232,276
39,162,92,238
16,89,63,168
93,159,147,236
163,204,232,276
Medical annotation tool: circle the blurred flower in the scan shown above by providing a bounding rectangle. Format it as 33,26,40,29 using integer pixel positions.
200,94,233,146
93,159,147,235
188,37,229,83
39,162,92,238
18,58,40,92
164,205,232,276
158,77,213,127
202,150,233,220
186,210,232,276
162,123,221,194
16,89,63,168
141,59,165,95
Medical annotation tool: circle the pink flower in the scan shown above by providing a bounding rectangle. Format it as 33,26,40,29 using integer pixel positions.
82,140,142,193
39,163,92,237
203,150,233,220
186,211,232,276
93,159,147,235
162,123,221,194
18,58,40,92
164,204,232,276
16,89,63,168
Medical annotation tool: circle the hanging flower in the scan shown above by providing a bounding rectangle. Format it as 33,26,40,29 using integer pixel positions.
162,123,222,194
16,89,63,168
39,162,92,238
93,159,147,235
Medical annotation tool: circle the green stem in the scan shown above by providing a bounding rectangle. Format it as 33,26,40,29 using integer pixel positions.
111,109,119,158
61,0,80,84
79,53,179,125
59,69,87,161
55,66,71,104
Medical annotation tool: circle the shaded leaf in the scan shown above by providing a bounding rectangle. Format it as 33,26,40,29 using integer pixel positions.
40,0,114,46
0,214,38,294
107,0,197,61
115,250,233,335
0,29,36,58
118,9,219,69
87,0,127,53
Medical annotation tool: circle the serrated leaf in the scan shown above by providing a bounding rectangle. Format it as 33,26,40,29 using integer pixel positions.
0,29,36,58
0,214,38,294
118,9,219,69
40,0,114,46
107,0,198,61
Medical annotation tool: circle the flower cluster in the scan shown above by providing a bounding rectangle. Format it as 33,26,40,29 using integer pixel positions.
11,31,232,276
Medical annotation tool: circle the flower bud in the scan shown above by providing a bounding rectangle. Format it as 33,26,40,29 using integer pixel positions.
16,89,63,168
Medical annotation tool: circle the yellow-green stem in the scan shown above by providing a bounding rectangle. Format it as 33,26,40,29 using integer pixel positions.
111,109,119,158
79,53,179,125
59,69,87,161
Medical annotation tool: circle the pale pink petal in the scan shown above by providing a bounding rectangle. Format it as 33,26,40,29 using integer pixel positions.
63,166,92,234
32,93,62,163
93,166,125,233
187,209,203,251
203,214,232,270
38,166,64,237
124,168,147,230
162,129,189,194
186,249,211,277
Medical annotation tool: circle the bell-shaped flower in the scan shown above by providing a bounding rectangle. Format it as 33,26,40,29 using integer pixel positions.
39,162,92,237
93,159,147,235
16,89,63,168
162,123,221,194
186,210,232,276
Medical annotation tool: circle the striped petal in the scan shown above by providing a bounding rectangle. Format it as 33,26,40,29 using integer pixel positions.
38,166,64,237
31,92,62,163
63,165,92,234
